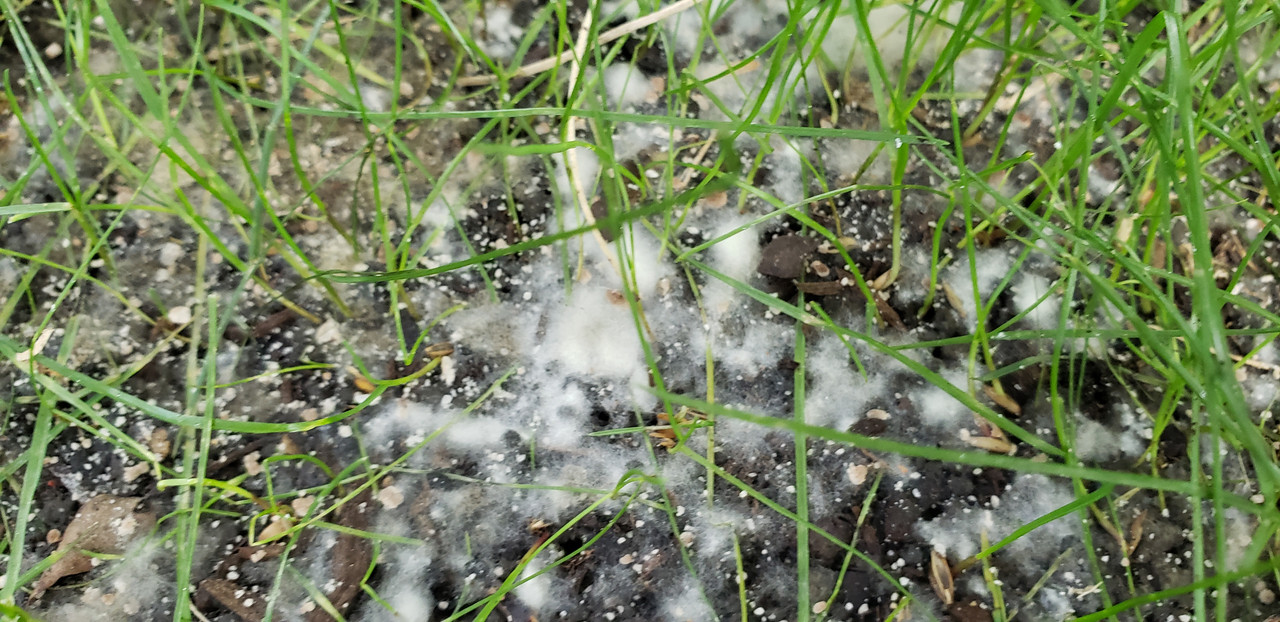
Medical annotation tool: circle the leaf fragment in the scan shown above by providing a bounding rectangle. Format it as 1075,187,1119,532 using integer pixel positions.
960,424,1015,455
1126,510,1147,557
32,495,155,600
982,384,1022,415
941,281,966,318
423,342,454,359
929,549,955,606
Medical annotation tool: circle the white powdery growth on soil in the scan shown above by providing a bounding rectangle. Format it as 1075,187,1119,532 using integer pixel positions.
942,248,1013,332
372,547,436,619
762,136,808,205
600,64,660,110
473,3,524,61
692,59,809,123
804,337,888,430
545,285,646,379
917,473,1083,571
708,220,759,283
610,122,673,163
815,3,958,74
1010,273,1060,330
337,98,932,608
38,540,164,621
1072,402,1149,464
1242,342,1279,411
912,366,973,431
315,4,1024,615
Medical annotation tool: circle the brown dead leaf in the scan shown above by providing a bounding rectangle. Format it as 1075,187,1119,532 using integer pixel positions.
306,491,374,622
964,435,1015,454
973,225,1007,247
345,365,377,394
32,495,156,600
255,515,293,544
1126,510,1146,557
252,308,297,338
649,413,679,449
941,281,967,318
13,327,54,368
929,549,955,606
795,280,845,296
874,294,906,330
648,408,708,449
353,375,376,394
1114,215,1136,249
1091,507,1125,554
960,427,1015,454
423,342,454,359
199,578,266,622
649,427,679,449
962,130,984,148
982,384,1022,416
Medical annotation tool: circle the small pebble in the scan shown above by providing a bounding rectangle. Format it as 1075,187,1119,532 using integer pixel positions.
167,305,192,325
